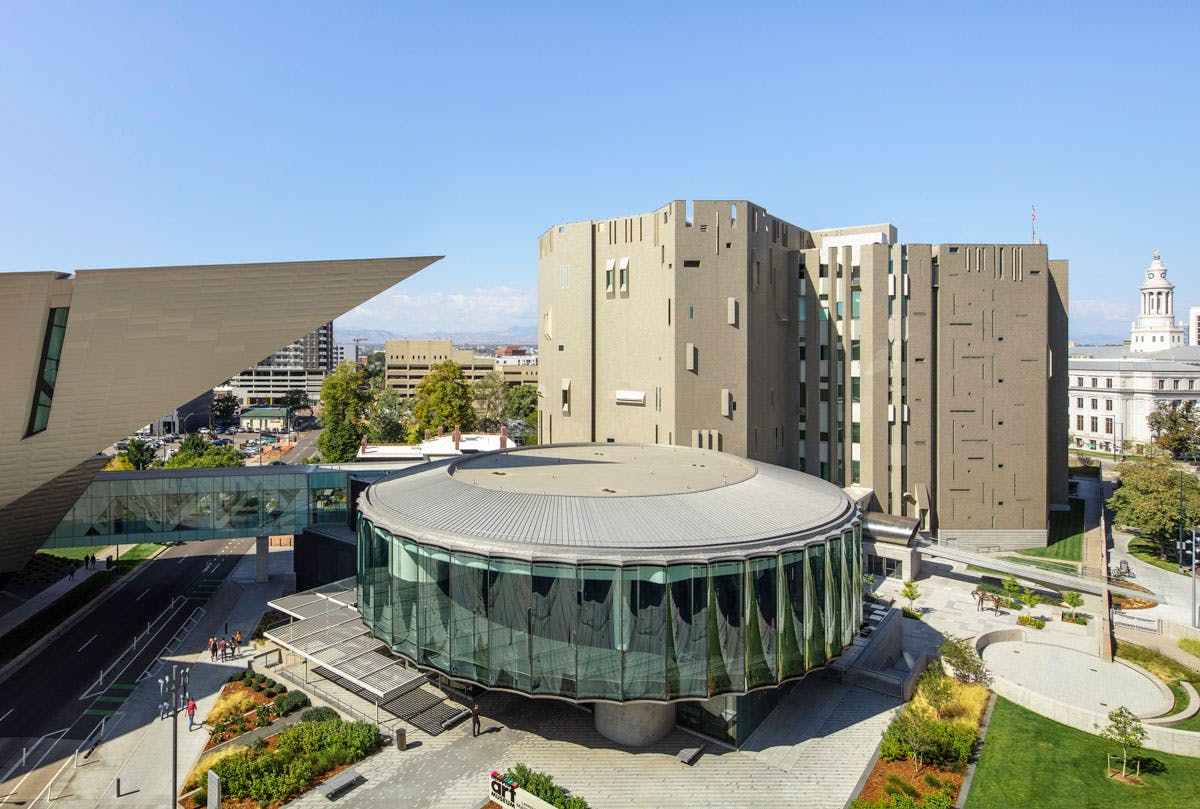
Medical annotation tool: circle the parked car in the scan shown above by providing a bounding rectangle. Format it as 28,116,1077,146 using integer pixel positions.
198,427,210,435
268,460,287,466
114,441,129,450
211,438,231,446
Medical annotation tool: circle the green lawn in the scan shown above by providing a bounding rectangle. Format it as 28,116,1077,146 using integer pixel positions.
965,697,1200,809
42,542,163,562
1018,498,1084,562
1128,536,1188,576
1113,641,1200,733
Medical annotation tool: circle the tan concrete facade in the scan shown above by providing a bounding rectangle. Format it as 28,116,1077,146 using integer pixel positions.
537,200,1068,547
383,338,536,397
0,256,438,573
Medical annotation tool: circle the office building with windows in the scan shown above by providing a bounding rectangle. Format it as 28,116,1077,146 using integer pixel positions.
226,322,335,406
355,443,862,746
384,338,536,397
1069,252,1200,453
537,200,1069,552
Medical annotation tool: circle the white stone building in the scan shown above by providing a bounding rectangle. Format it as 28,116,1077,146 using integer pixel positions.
1069,252,1200,453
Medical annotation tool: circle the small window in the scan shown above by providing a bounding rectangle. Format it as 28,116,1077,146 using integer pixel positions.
689,305,694,320
25,307,69,438
684,260,701,268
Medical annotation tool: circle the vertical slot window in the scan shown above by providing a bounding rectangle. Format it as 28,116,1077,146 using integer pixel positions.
26,307,69,437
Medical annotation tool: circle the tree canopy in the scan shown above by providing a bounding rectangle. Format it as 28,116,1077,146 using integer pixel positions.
317,362,372,462
212,393,240,423
163,435,244,468
505,384,538,444
472,370,508,433
279,389,312,412
367,387,412,444
409,360,476,442
1107,456,1200,558
122,438,155,470
1147,400,1200,458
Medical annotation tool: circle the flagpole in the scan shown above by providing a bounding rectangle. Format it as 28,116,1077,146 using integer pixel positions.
1031,205,1036,243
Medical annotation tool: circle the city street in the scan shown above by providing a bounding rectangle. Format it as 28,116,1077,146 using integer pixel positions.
0,538,250,794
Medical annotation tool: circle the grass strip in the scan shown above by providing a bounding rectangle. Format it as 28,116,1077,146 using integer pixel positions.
1019,498,1084,561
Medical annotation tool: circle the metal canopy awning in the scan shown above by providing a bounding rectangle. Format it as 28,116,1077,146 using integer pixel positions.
266,586,426,703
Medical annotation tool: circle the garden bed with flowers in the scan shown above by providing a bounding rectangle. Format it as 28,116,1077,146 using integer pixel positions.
204,672,308,750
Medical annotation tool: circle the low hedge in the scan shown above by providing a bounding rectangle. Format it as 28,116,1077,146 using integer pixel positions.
300,707,339,723
1017,615,1046,629
503,764,589,809
273,689,309,716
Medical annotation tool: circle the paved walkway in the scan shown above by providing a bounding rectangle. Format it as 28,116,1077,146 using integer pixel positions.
41,546,294,809
278,675,898,809
1110,527,1199,626
0,545,126,639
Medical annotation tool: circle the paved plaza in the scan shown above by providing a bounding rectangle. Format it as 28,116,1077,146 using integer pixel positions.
282,675,898,809
981,640,1170,717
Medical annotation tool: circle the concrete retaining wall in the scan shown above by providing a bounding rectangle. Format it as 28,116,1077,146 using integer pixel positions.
975,630,1200,757
593,701,675,747
935,529,1048,551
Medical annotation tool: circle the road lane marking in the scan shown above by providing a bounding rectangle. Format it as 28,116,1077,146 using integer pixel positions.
76,634,97,653
136,587,150,601
0,708,12,723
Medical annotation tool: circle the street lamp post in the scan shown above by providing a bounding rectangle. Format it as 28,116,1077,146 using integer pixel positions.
159,665,190,807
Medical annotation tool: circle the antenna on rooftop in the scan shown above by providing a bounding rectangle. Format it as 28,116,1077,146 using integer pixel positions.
1031,205,1037,244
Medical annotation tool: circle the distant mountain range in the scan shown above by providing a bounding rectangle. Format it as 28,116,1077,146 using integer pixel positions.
334,325,538,347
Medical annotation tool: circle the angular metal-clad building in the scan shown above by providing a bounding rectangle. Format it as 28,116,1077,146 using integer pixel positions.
0,257,439,575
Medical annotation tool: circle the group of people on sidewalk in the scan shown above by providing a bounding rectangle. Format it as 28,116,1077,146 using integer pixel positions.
208,631,243,661
66,553,103,581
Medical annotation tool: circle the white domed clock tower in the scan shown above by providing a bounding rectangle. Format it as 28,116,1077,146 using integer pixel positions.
1130,251,1185,352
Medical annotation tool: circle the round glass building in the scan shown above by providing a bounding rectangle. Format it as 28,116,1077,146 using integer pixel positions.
355,443,861,743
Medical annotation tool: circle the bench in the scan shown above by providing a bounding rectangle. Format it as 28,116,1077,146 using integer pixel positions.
318,769,364,800
676,744,705,765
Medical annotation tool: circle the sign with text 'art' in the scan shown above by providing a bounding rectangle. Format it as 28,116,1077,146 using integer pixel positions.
489,773,557,809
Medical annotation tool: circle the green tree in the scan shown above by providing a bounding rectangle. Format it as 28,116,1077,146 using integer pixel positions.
1108,457,1200,559
367,388,412,444
1062,591,1084,618
505,384,538,444
279,389,311,412
862,572,877,596
938,634,991,685
901,579,921,610
317,363,372,462
1100,706,1147,778
211,394,240,424
918,663,955,718
408,360,476,442
472,370,508,432
364,351,385,390
1148,400,1200,459
1001,574,1021,598
122,438,155,470
178,433,208,457
1019,588,1041,611
164,445,243,468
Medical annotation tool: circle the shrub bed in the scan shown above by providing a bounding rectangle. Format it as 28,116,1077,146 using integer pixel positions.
902,607,923,621
501,764,590,809
199,718,381,806
1062,612,1089,625
1017,615,1045,629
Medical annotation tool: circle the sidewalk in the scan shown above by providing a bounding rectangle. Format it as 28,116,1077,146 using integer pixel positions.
43,546,294,809
0,545,126,639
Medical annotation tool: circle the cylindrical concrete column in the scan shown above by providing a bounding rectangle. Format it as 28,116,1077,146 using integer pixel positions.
593,702,675,746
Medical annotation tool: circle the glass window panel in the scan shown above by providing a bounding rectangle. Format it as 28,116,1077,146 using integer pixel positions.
531,562,577,697
372,527,391,637
450,552,489,683
417,545,450,670
392,536,420,659
826,536,842,656
806,545,827,668
622,566,666,700
708,560,744,694
488,557,531,691
779,551,806,679
745,557,778,688
667,564,708,698
577,566,621,700
356,516,372,618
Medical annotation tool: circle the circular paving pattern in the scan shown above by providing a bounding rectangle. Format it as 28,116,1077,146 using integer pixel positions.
981,641,1171,717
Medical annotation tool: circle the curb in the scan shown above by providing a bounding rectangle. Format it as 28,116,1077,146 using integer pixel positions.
0,545,170,689
956,691,997,808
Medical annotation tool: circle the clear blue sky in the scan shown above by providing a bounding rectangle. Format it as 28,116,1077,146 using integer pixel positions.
1,2,1196,342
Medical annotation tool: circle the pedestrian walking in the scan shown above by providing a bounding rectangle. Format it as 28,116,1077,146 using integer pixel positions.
68,563,75,581
471,703,481,737
233,630,243,657
208,637,217,661
218,638,228,661
186,698,197,730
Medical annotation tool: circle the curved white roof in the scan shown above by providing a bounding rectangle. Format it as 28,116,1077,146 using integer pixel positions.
357,443,858,563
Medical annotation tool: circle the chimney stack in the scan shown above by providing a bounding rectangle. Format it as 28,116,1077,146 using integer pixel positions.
424,428,431,442
500,425,508,450
437,426,444,437
359,435,368,455
453,424,461,452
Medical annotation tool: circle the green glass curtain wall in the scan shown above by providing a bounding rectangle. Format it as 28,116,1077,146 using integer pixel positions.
357,516,861,703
